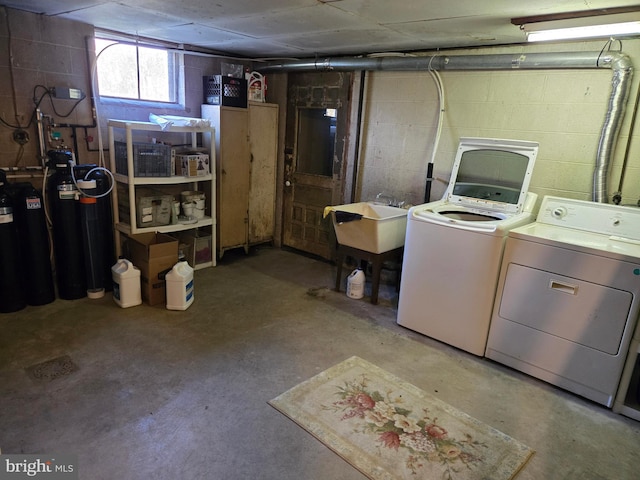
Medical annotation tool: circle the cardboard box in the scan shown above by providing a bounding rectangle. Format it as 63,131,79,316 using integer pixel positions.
178,153,210,177
136,193,173,227
117,186,174,228
128,233,178,305
178,228,212,268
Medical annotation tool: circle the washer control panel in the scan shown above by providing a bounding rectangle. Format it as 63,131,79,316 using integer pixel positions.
538,196,640,241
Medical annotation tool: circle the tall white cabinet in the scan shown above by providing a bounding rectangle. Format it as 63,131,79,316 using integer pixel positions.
201,101,278,258
108,119,216,268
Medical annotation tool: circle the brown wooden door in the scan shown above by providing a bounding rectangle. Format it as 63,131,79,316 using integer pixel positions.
282,72,352,260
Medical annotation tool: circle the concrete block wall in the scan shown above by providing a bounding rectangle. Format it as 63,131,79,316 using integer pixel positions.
0,7,95,169
357,41,640,208
0,7,252,172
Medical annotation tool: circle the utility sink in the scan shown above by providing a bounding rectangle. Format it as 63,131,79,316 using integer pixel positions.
328,202,408,254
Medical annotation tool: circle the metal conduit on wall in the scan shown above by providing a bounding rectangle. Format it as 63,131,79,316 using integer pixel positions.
258,52,634,203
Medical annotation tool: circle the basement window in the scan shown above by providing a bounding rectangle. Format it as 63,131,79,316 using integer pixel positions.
94,35,183,106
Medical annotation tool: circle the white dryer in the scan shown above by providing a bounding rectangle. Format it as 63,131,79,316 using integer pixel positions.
485,196,640,407
396,137,539,356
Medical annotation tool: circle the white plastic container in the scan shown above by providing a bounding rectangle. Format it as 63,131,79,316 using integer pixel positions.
346,268,365,299
247,71,265,102
166,260,194,310
111,259,142,308
193,197,205,219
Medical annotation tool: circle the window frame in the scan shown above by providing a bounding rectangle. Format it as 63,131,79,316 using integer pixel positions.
94,32,185,109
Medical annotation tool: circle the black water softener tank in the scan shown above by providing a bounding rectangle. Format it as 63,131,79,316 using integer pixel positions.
73,164,114,292
0,171,27,313
77,178,105,298
47,149,86,300
7,181,55,306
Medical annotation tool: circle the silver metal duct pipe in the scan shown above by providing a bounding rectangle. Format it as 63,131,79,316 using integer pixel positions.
593,54,633,203
259,52,633,202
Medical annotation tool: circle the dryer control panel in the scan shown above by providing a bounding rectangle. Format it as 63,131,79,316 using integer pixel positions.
538,196,640,242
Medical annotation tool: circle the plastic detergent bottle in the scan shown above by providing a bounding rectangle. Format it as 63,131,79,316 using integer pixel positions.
111,258,141,308
166,260,194,310
346,268,365,299
247,71,265,102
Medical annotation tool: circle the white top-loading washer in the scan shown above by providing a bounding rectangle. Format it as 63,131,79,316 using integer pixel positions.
397,137,539,356
485,196,640,407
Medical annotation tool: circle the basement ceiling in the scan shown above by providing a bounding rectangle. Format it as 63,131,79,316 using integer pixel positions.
6,1,640,58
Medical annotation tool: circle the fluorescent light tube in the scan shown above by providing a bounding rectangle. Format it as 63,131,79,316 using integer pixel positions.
527,21,640,42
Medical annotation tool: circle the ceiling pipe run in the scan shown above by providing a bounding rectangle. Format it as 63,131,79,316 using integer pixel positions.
258,52,633,203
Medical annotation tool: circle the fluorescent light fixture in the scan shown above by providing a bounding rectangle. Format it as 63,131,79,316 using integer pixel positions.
521,12,640,42
527,22,640,42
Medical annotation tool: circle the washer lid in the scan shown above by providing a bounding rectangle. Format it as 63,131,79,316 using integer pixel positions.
411,197,538,234
444,137,538,215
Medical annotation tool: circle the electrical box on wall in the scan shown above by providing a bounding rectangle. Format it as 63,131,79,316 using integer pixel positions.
51,87,84,99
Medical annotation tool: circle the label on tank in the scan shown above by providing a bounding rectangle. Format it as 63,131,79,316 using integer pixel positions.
25,197,42,209
58,190,78,200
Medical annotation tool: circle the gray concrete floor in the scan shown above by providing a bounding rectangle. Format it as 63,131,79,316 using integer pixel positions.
1,246,639,479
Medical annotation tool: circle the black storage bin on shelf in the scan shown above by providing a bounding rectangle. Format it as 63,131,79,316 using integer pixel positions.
114,141,173,177
203,75,247,108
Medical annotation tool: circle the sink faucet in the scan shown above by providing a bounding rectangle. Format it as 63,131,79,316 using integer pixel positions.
375,192,397,206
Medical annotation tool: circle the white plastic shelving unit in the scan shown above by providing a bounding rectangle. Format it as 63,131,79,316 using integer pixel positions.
108,119,216,269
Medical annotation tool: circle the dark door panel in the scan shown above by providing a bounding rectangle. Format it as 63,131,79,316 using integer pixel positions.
282,72,352,259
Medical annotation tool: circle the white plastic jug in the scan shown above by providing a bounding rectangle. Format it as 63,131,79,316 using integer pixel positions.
166,260,194,310
111,259,142,308
346,268,365,299
247,71,265,102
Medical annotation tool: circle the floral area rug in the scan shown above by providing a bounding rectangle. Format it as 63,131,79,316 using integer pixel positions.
269,356,533,480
